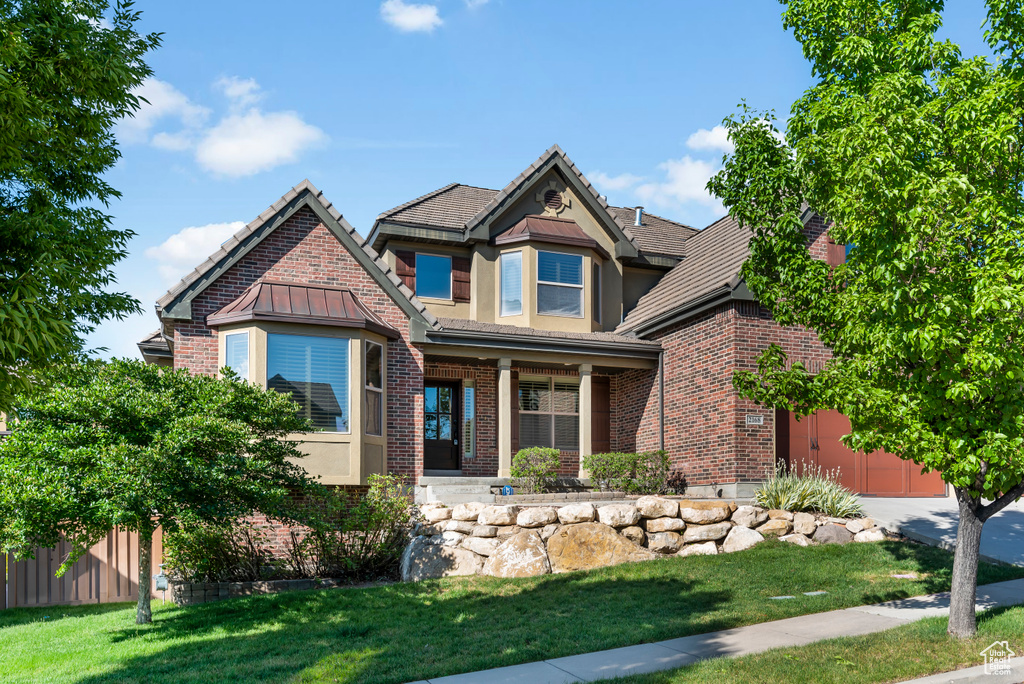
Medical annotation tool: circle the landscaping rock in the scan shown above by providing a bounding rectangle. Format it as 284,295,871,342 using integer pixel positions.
401,536,484,581
644,517,686,533
647,532,682,554
415,523,442,536
813,524,854,545
471,525,498,538
860,517,876,530
442,531,467,546
484,531,551,578
722,526,765,553
423,507,452,524
597,504,641,527
478,505,520,526
756,520,792,537
681,521,732,543
768,509,795,522
495,525,522,540
780,534,812,547
620,526,646,545
731,505,769,528
557,502,596,524
678,501,732,524
452,502,488,521
547,522,657,573
540,524,560,541
444,520,475,534
855,529,886,543
636,496,679,519
678,541,719,557
846,519,866,534
793,512,817,536
461,536,500,557
517,507,558,528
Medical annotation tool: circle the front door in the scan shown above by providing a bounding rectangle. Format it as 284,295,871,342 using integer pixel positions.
424,381,460,470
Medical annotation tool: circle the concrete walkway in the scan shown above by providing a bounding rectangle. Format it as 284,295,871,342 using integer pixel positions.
861,497,1024,567
411,578,1024,684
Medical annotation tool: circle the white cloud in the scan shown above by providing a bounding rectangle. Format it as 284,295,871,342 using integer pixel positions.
686,125,733,154
216,76,263,109
195,110,326,177
381,0,443,33
464,0,489,8
635,156,723,214
589,171,644,192
150,131,194,152
117,78,209,144
145,221,246,283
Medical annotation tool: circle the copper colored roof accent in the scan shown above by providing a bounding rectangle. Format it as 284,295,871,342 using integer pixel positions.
207,281,401,339
493,215,611,259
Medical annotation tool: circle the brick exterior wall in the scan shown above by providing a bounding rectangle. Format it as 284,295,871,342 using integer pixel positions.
170,206,424,480
423,361,498,477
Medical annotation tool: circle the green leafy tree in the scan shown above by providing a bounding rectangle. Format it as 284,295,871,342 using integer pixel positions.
708,0,1024,638
0,1,160,410
0,360,320,624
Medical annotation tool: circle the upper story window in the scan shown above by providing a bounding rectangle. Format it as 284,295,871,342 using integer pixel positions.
224,331,249,380
500,251,523,316
537,251,583,318
365,341,384,436
593,262,602,323
415,254,452,300
267,333,350,433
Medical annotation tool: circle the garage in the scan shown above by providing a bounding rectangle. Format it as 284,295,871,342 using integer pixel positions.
778,410,946,497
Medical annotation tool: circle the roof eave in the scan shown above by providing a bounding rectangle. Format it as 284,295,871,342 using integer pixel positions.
419,328,661,359
623,282,756,338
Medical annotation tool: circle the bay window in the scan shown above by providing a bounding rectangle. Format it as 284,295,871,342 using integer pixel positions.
500,251,523,316
267,333,350,432
537,251,583,317
224,331,249,380
365,341,383,436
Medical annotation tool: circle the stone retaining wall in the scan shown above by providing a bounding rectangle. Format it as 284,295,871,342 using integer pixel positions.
169,577,349,606
402,498,885,581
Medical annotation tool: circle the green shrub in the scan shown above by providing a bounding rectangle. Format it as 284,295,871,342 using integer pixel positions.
629,450,671,494
510,447,561,494
164,521,281,582
754,461,863,518
583,450,671,494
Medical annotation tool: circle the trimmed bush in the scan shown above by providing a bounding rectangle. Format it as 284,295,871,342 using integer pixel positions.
754,461,863,518
163,521,282,583
510,447,561,494
582,450,671,494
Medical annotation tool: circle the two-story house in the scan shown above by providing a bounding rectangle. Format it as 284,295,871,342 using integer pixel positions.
141,145,946,499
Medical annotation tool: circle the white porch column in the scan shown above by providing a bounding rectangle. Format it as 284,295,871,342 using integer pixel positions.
578,363,592,479
498,357,513,478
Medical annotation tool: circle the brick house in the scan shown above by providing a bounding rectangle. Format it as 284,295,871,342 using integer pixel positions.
140,145,945,499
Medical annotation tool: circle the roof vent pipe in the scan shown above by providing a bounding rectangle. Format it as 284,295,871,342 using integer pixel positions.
635,206,644,226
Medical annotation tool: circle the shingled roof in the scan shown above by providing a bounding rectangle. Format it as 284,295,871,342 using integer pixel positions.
377,183,496,229
606,207,697,258
617,214,751,334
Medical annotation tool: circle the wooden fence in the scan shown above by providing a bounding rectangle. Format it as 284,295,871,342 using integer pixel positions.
2,528,163,610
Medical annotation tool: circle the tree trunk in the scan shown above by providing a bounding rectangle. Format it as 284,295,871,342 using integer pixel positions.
948,487,984,638
136,526,153,625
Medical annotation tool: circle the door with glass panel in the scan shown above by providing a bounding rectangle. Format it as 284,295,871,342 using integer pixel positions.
424,381,461,470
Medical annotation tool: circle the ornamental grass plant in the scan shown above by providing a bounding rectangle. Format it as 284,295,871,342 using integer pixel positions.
754,461,863,518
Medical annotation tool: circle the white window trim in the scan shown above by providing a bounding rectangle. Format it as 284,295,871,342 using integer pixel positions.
415,252,453,301
499,250,523,317
265,331,353,435
364,340,384,436
223,330,250,380
537,250,584,319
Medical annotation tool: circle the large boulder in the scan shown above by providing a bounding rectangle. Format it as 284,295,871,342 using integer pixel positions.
517,507,559,528
678,541,718,557
813,524,854,545
540,524,561,541
444,520,475,534
793,512,817,536
494,525,522,540
461,536,501,557
546,522,657,573
442,531,467,546
636,496,679,519
855,528,886,543
756,520,792,537
557,502,596,524
620,526,646,546
647,532,682,554
681,521,732,543
645,517,686,533
471,525,498,538
478,505,520,526
731,505,769,528
722,526,765,553
401,536,484,581
484,531,551,578
678,501,732,524
768,509,795,522
422,507,452,524
597,504,641,528
452,502,488,521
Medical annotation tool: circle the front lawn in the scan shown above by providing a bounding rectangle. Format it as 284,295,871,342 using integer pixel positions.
607,604,1024,683
1,540,1022,683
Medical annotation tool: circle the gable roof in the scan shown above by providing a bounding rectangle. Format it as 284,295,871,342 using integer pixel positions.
617,214,752,335
155,179,437,329
606,207,697,259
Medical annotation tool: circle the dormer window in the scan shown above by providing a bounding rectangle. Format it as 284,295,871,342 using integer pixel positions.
537,250,583,318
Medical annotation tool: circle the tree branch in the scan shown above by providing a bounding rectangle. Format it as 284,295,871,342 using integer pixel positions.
979,479,1024,522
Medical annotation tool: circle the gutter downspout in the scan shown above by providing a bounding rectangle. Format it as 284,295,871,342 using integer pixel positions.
658,349,665,451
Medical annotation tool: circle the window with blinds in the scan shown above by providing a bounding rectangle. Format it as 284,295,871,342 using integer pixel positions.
518,376,579,450
365,341,383,436
463,382,476,459
224,331,249,380
500,251,522,316
537,251,583,317
267,333,350,432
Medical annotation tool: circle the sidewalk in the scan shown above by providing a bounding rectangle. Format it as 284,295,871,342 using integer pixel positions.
410,578,1024,684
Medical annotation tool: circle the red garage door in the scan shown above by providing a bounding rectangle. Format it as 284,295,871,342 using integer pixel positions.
782,410,945,497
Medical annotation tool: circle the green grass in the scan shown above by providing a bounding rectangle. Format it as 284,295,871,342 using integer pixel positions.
606,605,1024,683
1,540,1022,683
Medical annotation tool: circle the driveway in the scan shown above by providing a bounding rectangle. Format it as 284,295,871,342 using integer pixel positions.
861,495,1024,566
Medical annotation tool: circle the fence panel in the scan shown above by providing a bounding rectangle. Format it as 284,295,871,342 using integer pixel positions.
3,528,162,610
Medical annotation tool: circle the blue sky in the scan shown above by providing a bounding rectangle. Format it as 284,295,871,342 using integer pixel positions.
93,0,993,359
